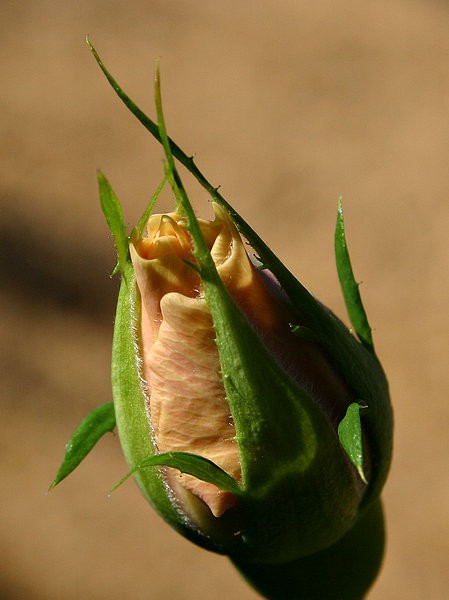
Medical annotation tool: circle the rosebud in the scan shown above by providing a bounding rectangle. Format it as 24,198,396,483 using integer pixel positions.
129,203,361,521
53,42,393,599
110,190,392,566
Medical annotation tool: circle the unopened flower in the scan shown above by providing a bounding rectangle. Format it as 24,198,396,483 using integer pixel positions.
52,42,393,600
129,204,359,523
105,180,392,568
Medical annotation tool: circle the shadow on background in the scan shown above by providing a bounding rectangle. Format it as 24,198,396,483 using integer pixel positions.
1,199,117,325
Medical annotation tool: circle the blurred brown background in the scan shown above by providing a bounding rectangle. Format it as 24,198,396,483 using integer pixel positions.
1,1,448,598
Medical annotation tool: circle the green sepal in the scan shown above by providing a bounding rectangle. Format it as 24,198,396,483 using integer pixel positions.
111,451,242,495
338,402,368,484
49,401,116,490
136,175,167,237
98,170,129,276
335,199,374,351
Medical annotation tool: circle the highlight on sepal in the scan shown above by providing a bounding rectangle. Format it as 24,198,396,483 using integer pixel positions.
338,402,368,484
111,451,242,495
49,401,116,490
290,324,322,344
335,198,374,352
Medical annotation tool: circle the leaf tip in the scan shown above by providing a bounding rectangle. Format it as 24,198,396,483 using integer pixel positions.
334,201,375,352
338,402,368,485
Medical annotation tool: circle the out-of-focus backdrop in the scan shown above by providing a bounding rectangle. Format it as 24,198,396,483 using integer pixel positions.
1,1,448,599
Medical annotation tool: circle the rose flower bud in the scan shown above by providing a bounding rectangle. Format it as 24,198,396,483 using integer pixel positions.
52,45,393,599
129,204,359,520
110,190,392,568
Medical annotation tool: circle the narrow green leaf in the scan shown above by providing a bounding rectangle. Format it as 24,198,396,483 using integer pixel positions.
335,199,374,351
50,401,116,490
338,402,367,484
87,36,163,146
154,65,213,268
97,170,129,276
136,175,167,237
111,451,242,495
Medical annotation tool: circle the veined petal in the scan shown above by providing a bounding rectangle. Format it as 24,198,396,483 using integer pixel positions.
146,292,240,517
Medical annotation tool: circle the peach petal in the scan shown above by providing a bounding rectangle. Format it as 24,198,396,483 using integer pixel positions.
146,292,240,517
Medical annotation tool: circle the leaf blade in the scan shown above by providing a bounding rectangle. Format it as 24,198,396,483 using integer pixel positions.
50,401,116,490
112,451,242,495
136,175,167,237
338,402,367,484
98,170,129,276
335,200,374,351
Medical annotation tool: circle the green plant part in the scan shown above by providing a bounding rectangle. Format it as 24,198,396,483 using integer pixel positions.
51,40,393,600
